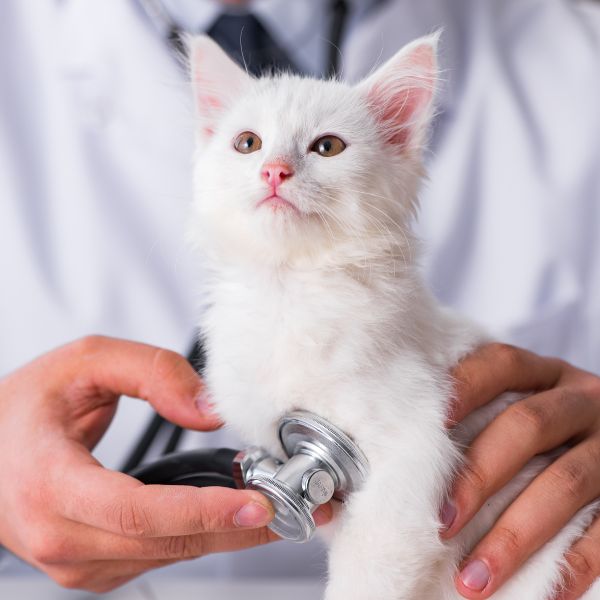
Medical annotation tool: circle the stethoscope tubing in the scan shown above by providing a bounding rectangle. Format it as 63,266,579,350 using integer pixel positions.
128,447,239,489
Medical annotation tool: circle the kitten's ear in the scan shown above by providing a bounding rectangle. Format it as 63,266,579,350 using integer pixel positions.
187,35,251,138
358,32,440,152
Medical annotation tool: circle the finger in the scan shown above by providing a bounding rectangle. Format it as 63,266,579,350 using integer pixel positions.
35,514,279,564
46,503,330,562
56,462,275,538
443,389,596,536
55,335,222,431
455,439,600,598
37,502,334,563
554,514,600,600
448,343,564,425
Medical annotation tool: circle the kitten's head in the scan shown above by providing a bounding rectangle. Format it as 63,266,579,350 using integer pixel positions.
189,33,439,268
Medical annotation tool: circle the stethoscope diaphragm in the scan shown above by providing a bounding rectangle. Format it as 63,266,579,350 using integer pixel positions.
237,410,369,542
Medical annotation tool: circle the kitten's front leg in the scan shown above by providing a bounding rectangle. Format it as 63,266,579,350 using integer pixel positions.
324,461,449,600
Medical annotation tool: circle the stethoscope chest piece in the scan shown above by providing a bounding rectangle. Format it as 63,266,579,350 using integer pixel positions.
235,410,369,542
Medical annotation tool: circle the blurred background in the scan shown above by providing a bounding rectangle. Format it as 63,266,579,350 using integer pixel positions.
1,0,599,597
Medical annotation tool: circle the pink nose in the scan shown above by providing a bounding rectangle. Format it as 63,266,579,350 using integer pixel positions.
261,162,294,188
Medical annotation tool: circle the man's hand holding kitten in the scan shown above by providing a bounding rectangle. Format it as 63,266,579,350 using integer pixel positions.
446,343,600,599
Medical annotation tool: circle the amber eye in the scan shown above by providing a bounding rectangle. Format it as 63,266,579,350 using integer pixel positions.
234,131,262,154
310,135,346,157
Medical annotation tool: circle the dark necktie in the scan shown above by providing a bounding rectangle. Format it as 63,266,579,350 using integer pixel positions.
207,12,301,76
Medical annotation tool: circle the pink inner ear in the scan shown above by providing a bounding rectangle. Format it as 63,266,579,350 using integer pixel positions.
371,85,433,147
368,44,435,148
190,37,252,139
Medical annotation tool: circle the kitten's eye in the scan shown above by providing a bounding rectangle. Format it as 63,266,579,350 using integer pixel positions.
234,131,262,154
310,135,346,157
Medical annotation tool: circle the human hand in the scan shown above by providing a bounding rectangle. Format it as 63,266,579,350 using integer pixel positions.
441,343,600,599
0,336,291,592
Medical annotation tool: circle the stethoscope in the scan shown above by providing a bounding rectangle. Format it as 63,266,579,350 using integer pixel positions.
123,339,370,544
124,0,369,544
128,408,369,543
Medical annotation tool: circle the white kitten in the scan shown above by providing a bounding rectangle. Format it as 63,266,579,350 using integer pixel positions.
187,34,599,600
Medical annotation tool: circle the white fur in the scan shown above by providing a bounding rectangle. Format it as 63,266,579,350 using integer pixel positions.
188,34,599,599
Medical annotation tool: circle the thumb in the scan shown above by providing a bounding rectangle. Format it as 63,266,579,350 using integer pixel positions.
63,336,223,431
60,462,275,537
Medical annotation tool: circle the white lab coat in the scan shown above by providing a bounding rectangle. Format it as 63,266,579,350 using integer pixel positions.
0,0,599,581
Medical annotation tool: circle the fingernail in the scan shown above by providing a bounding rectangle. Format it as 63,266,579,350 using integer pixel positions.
440,499,457,531
460,559,491,591
196,390,220,418
313,505,333,527
234,502,272,528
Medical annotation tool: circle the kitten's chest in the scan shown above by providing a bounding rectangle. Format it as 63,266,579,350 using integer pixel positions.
200,271,375,446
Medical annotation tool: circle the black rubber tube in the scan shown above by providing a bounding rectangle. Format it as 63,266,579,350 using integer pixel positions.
162,422,185,455
166,473,237,489
120,412,166,474
127,448,239,487
327,0,349,76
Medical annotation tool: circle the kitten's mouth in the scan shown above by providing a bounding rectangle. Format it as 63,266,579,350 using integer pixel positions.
257,194,300,214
